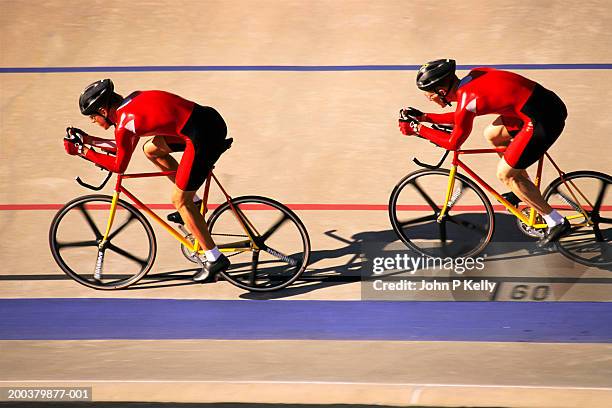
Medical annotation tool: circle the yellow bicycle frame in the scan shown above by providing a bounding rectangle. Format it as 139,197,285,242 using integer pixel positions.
436,149,593,229
99,170,258,256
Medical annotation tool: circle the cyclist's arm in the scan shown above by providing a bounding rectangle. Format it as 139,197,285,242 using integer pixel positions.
419,109,475,150
423,112,455,124
83,129,135,173
83,134,117,154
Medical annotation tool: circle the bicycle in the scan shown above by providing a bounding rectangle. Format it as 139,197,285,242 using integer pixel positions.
49,137,311,291
389,126,611,266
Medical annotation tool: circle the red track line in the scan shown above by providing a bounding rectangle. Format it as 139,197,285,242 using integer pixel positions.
1,204,611,211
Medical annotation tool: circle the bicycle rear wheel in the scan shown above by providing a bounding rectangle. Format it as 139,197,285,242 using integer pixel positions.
49,195,157,289
389,169,495,258
207,196,310,291
543,170,611,266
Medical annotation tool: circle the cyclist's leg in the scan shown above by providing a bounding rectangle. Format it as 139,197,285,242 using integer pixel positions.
500,118,563,215
172,185,216,250
173,106,228,251
142,136,183,183
485,116,529,176
486,116,529,206
497,158,552,215
484,116,514,152
173,140,217,250
174,130,231,279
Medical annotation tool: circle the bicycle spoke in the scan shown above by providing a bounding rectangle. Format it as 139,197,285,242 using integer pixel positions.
107,213,137,241
412,180,440,212
593,224,604,242
234,206,260,238
107,243,148,267
207,196,309,292
249,251,259,286
51,196,157,290
555,191,581,213
57,240,99,249
262,245,298,266
593,181,608,213
398,214,437,227
261,213,290,242
77,204,103,240
447,215,488,234
439,220,447,243
600,217,612,224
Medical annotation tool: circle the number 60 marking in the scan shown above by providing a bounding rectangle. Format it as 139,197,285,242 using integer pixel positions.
510,284,551,301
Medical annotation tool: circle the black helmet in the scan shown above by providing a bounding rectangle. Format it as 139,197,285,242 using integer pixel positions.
416,59,456,92
79,79,114,115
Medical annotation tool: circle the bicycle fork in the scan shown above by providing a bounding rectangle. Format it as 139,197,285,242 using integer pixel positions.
437,165,458,222
94,192,120,280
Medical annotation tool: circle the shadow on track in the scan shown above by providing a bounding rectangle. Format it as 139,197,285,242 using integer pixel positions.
240,213,611,299
3,215,609,297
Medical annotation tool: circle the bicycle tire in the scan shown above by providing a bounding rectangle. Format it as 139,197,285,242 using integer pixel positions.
389,168,495,258
207,195,311,291
49,194,157,289
543,170,611,266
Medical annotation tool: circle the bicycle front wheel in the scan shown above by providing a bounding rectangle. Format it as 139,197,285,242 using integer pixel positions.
389,169,495,258
207,196,310,291
49,195,157,289
543,170,611,266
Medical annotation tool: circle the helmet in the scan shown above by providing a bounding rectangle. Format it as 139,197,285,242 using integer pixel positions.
416,59,456,92
79,79,114,115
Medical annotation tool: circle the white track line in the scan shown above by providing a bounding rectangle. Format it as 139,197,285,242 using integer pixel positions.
0,380,610,391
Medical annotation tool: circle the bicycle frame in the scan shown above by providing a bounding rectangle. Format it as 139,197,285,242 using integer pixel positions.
98,170,259,255
437,148,593,228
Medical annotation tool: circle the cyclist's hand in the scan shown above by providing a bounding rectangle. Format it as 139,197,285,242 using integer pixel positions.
63,138,82,155
64,128,85,155
398,118,421,136
399,107,424,121
66,127,87,144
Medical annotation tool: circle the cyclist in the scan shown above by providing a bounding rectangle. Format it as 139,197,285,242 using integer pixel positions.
64,79,230,281
398,59,570,246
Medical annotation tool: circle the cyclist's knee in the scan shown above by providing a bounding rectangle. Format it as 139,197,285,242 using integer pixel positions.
143,137,171,160
484,124,509,147
142,141,158,160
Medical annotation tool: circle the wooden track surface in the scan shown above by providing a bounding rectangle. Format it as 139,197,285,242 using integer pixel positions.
1,1,611,406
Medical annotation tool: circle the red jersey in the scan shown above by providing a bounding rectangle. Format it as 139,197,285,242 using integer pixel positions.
85,90,195,173
420,67,537,150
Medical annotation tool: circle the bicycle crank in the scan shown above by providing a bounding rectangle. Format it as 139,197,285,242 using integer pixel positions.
516,208,546,239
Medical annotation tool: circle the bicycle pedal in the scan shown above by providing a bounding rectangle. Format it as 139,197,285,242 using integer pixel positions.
166,211,185,225
501,192,521,208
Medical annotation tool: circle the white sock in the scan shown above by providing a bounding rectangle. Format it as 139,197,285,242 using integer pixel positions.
205,247,222,262
543,210,564,229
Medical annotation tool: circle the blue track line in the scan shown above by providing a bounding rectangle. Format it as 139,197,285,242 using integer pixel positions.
1,64,611,73
1,299,610,342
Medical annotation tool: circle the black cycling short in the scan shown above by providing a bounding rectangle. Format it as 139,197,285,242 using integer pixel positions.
167,105,228,191
503,84,568,169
